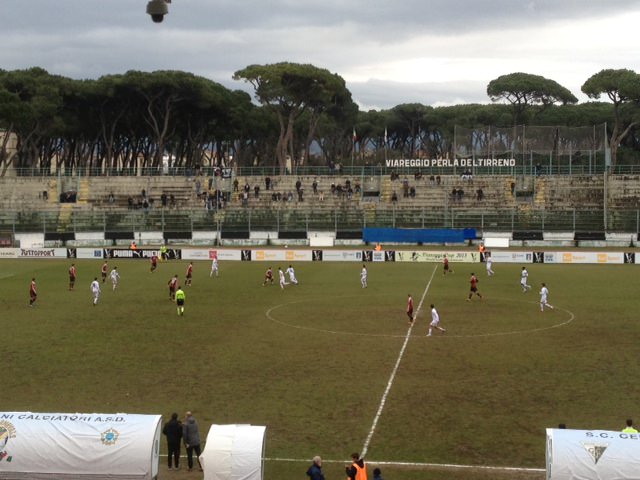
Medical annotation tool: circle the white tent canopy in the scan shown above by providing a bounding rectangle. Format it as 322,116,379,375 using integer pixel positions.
0,412,162,480
546,428,640,480
200,424,266,480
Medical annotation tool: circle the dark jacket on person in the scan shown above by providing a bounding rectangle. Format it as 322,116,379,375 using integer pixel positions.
162,418,183,446
183,416,201,446
306,463,325,480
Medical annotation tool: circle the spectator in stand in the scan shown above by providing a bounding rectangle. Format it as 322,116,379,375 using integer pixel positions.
108,192,115,204
298,187,304,202
414,170,423,181
128,196,134,209
429,175,435,185
330,182,336,195
195,179,201,197
410,186,416,198
287,191,294,202
436,175,441,185
265,176,271,190
161,193,168,207
457,188,464,201
295,179,302,193
319,191,324,202
354,181,361,194
244,182,250,194
170,194,176,209
233,178,239,192
402,178,409,197
254,185,260,199
312,178,318,194
476,187,484,201
451,188,457,202
511,182,516,195
391,191,398,203
271,192,277,202
345,179,351,191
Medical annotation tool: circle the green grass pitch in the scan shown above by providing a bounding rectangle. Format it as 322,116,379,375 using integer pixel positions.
2,257,638,480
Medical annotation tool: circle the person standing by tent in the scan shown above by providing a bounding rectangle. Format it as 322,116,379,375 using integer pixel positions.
346,452,367,480
183,411,202,472
163,413,183,470
306,455,325,480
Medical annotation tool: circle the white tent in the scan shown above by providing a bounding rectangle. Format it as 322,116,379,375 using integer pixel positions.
200,424,266,480
0,412,162,480
546,428,640,480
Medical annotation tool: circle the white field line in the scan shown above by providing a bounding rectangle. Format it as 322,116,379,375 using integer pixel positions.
159,454,544,473
360,264,438,458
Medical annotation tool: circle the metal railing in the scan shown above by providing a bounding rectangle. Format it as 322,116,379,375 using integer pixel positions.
1,206,638,235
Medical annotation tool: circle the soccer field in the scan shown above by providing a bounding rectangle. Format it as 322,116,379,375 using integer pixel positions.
2,257,639,480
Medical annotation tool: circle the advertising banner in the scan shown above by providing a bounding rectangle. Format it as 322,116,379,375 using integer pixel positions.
546,428,640,480
182,249,243,261
322,250,364,262
104,249,181,260
395,251,479,263
487,251,534,263
543,252,624,264
0,248,18,259
17,248,67,259
75,248,105,260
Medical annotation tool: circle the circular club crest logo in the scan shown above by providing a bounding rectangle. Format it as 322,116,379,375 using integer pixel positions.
100,428,120,446
0,420,16,462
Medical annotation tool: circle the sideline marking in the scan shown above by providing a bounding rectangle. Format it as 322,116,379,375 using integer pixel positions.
159,454,544,473
263,456,545,473
360,264,438,458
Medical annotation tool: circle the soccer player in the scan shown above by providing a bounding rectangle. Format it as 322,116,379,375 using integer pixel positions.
278,267,289,289
443,255,453,275
406,294,414,324
286,264,298,285
110,266,120,291
101,261,108,283
263,267,274,286
150,254,158,272
210,257,219,277
427,304,446,336
29,278,37,306
90,277,101,306
467,272,483,301
185,262,193,286
520,266,532,292
361,265,368,288
175,287,186,316
68,263,77,290
168,274,179,300
485,254,494,276
540,283,554,312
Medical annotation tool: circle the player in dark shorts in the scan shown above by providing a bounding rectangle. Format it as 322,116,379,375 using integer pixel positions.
467,273,483,301
69,263,77,291
168,274,179,300
101,261,108,283
150,255,158,272
263,267,274,286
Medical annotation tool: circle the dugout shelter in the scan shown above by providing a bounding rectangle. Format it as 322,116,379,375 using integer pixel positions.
0,412,162,480
546,428,640,480
200,424,267,480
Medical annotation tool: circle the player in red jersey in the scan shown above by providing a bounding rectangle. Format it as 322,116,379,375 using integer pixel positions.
185,262,193,286
68,263,77,291
263,267,274,286
29,278,37,306
150,254,158,272
406,294,414,324
443,255,453,275
467,272,483,301
168,274,179,300
101,261,108,283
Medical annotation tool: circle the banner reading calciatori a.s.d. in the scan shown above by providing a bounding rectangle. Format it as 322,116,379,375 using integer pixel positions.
395,250,479,263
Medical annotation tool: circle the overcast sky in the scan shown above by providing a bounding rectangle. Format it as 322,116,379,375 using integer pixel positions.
2,0,640,110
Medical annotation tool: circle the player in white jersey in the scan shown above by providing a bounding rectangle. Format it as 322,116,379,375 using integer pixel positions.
485,254,494,276
109,267,120,291
210,257,219,277
278,267,289,289
520,266,532,292
285,265,298,285
539,283,554,312
90,277,101,305
427,304,446,336
360,265,367,288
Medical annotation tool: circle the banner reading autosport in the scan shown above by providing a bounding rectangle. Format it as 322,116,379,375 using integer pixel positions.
104,249,181,260
18,248,67,259
395,251,479,263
